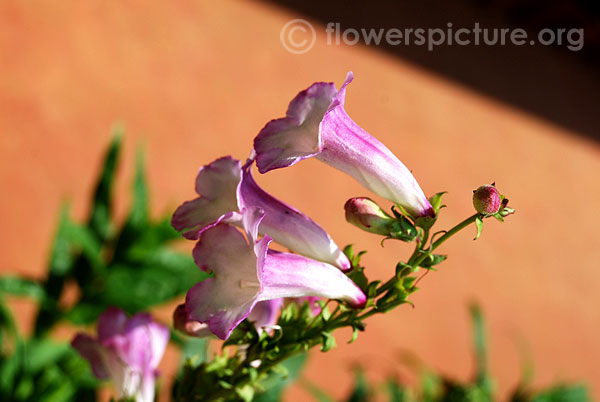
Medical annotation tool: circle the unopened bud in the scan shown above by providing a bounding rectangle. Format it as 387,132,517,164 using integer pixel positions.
345,197,396,235
473,184,502,215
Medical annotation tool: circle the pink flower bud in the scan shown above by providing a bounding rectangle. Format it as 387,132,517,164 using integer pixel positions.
344,197,395,235
473,184,502,215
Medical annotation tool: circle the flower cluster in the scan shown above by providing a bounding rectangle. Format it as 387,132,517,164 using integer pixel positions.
171,72,434,341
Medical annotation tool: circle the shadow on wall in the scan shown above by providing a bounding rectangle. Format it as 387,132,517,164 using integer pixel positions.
265,0,600,141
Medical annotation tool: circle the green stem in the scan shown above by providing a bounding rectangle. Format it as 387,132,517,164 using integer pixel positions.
412,213,479,267
376,213,479,296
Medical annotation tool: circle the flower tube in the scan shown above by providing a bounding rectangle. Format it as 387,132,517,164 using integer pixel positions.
71,307,169,402
171,157,350,270
253,72,434,219
185,208,366,340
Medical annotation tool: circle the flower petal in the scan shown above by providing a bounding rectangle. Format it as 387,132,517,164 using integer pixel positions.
254,83,336,173
239,162,351,270
71,334,109,379
259,250,366,308
97,306,128,342
248,298,284,330
319,73,434,218
173,304,214,338
171,157,241,239
186,223,271,340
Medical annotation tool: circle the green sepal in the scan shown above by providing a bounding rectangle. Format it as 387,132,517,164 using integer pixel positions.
389,215,419,242
419,254,447,268
347,266,369,294
474,215,484,240
320,331,336,352
429,191,447,214
343,244,367,268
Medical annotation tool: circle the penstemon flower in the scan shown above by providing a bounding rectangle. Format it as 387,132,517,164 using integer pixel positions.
171,157,351,270
253,72,434,219
184,208,366,340
71,307,169,402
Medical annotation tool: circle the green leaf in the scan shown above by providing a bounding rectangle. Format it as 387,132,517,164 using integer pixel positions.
470,304,493,399
88,132,122,242
346,369,369,402
347,267,369,294
531,384,589,402
235,384,255,402
320,331,337,352
64,303,106,325
474,216,484,240
0,277,45,301
128,149,149,228
22,339,71,374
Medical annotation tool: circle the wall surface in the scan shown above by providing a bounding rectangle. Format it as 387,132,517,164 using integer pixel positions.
1,0,598,400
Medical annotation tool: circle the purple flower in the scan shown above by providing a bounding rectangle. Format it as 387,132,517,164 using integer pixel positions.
71,307,169,402
171,157,350,271
185,208,366,340
253,72,434,219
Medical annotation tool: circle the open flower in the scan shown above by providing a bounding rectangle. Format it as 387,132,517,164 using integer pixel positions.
185,208,366,340
171,157,350,270
253,72,434,219
71,307,169,402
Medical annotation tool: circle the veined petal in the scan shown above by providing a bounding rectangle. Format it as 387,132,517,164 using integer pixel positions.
239,162,351,270
186,223,271,340
171,157,241,239
258,250,366,308
71,334,109,379
254,83,336,172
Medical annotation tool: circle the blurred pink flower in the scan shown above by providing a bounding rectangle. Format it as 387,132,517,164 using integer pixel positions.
71,307,169,402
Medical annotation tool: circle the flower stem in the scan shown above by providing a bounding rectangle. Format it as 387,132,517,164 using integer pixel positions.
376,213,479,296
411,213,479,267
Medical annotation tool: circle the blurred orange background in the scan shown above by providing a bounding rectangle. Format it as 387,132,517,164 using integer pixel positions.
1,0,599,400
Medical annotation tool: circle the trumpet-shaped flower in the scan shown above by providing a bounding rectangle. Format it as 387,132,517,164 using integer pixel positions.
253,72,434,219
71,307,169,402
171,157,350,270
185,208,366,340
